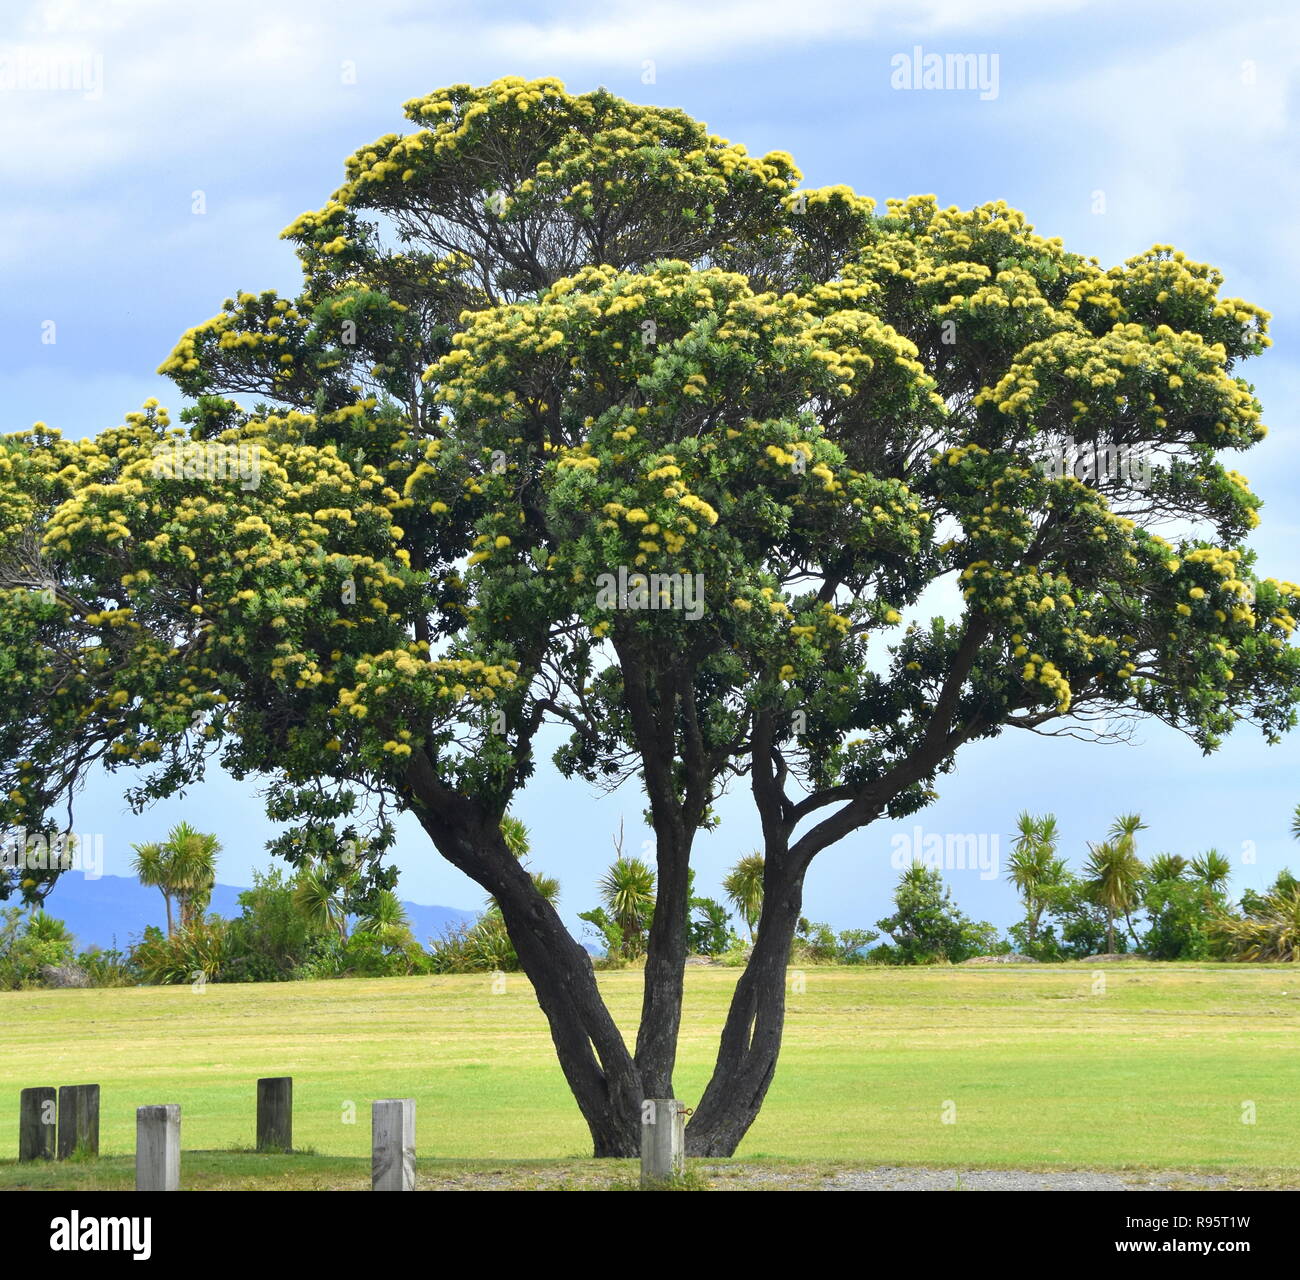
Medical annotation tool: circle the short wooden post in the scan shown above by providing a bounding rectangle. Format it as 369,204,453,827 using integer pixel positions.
371,1099,416,1191
19,1087,57,1161
256,1076,292,1153
136,1105,181,1191
640,1098,685,1187
57,1083,100,1159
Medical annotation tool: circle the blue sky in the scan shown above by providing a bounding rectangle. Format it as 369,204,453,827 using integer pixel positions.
5,0,1300,938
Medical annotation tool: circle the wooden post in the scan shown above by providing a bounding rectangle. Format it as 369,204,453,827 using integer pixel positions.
57,1083,100,1160
256,1076,292,1153
135,1105,181,1192
371,1099,416,1191
640,1098,685,1187
19,1087,56,1161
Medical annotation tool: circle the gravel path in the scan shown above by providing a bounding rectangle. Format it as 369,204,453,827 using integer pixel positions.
819,1167,1229,1191
416,1163,1246,1191
694,1165,1233,1191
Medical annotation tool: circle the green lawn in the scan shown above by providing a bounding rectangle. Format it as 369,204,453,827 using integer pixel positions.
1,963,1297,1181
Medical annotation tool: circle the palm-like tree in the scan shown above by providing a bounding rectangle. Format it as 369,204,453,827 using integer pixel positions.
529,872,561,905
1190,849,1231,892
1006,813,1065,946
164,822,221,929
1107,813,1148,944
356,889,412,945
24,909,72,945
500,814,530,860
598,856,656,958
131,841,174,937
1085,839,1145,954
484,815,560,916
1212,885,1300,961
130,824,221,936
1147,853,1189,883
293,865,353,939
723,853,766,940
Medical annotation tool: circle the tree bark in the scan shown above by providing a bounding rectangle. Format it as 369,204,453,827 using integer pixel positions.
406,754,643,1155
686,855,806,1156
635,818,691,1097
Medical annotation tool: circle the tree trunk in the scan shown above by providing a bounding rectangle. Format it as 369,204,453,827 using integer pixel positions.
406,759,643,1155
1123,910,1141,948
635,822,691,1098
686,858,806,1156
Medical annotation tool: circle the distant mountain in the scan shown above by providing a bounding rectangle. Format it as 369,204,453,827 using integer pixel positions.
40,872,477,951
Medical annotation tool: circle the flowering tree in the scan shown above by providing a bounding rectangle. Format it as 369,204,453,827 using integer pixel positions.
2,78,1297,1156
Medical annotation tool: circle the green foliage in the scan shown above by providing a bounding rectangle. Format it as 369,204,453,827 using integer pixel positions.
130,917,228,985
0,905,75,988
1239,867,1299,918
224,867,330,982
577,906,625,962
1189,849,1231,890
793,918,879,964
3,73,1299,1155
1211,886,1300,962
1141,878,1224,960
1008,873,1121,960
131,824,221,936
1147,853,1190,883
1216,868,1300,961
722,853,765,939
1084,822,1147,953
597,856,656,959
74,944,138,987
427,914,519,974
876,864,1001,964
1007,812,1067,948
687,897,735,956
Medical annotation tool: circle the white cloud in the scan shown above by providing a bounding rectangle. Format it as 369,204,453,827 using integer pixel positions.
489,0,1086,65
1009,15,1300,286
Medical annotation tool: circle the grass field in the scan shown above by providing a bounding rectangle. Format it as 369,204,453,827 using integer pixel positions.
2,963,1299,1187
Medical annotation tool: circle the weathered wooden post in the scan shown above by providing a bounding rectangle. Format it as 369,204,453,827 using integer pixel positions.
640,1098,685,1187
19,1087,57,1161
136,1105,181,1191
57,1083,100,1160
256,1076,293,1153
371,1099,416,1191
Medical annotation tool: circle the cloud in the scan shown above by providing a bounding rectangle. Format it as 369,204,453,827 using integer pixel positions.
1008,15,1300,284
488,0,1087,65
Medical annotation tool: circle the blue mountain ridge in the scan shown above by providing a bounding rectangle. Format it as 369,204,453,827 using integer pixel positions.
40,871,478,952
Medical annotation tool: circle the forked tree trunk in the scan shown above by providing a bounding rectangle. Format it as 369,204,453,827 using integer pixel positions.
406,760,644,1155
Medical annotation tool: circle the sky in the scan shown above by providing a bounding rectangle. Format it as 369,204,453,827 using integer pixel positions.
4,0,1300,940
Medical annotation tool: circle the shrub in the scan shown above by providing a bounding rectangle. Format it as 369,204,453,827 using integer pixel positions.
791,919,881,965
76,944,138,987
687,897,735,956
131,917,228,984
1211,883,1300,961
876,865,1005,964
224,867,330,981
0,906,76,988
